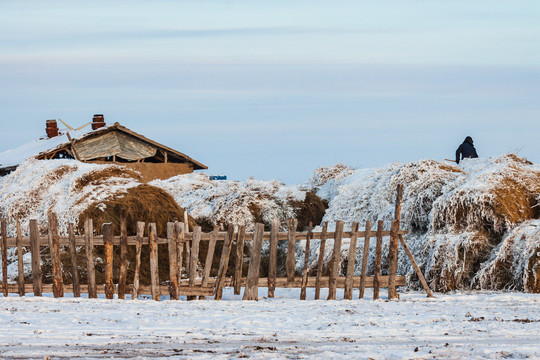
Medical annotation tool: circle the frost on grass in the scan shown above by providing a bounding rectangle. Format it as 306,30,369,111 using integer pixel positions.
314,154,540,292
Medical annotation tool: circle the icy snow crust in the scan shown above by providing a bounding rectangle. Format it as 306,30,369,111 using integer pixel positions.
0,289,539,359
307,156,540,292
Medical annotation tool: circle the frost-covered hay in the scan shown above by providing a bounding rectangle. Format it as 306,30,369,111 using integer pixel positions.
475,220,540,293
152,173,326,231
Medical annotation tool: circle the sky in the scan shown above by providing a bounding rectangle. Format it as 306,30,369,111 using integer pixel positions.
0,0,539,184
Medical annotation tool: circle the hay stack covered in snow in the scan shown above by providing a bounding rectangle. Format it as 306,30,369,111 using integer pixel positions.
307,155,540,292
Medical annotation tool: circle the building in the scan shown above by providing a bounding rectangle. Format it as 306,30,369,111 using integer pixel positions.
0,115,207,181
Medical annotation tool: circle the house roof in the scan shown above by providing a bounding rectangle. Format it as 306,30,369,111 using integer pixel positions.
0,122,207,170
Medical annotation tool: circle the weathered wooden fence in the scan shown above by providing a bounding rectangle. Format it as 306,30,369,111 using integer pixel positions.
0,185,433,301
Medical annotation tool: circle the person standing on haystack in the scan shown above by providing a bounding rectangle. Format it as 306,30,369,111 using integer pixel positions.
455,136,478,164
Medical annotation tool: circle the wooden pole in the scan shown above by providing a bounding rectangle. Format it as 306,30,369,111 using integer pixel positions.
175,222,185,287
48,212,63,298
117,210,128,299
103,223,114,300
268,218,279,298
132,221,145,300
200,226,219,299
233,225,246,295
16,218,25,296
68,223,80,297
167,222,179,300
29,219,42,296
327,220,344,300
399,234,434,298
373,220,384,300
344,222,359,300
359,221,372,299
314,222,328,300
243,223,264,301
148,223,160,301
300,222,313,300
388,219,400,300
286,218,298,282
395,184,404,221
85,219,97,299
214,226,234,300
1,218,8,297
187,226,201,300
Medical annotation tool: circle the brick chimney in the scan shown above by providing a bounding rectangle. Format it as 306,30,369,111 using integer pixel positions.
92,114,106,130
46,119,59,138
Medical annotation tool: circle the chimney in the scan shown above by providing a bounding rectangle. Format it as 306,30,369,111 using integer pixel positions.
46,119,59,138
92,114,106,130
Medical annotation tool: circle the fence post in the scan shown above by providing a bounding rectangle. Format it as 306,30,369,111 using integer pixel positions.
214,226,234,300
187,226,201,300
200,226,219,299
103,223,114,300
328,220,344,300
1,218,8,297
314,222,328,300
234,225,246,295
132,221,145,300
118,210,128,300
85,219,97,299
388,219,400,300
359,221,372,299
373,220,384,300
16,218,25,296
243,223,264,301
30,219,42,296
68,223,80,297
175,222,185,287
167,222,179,300
48,212,63,298
148,223,160,301
268,218,279,298
300,222,313,300
344,222,359,300
286,219,298,282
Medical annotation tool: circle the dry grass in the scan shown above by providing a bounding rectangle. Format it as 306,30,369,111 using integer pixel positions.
73,166,142,192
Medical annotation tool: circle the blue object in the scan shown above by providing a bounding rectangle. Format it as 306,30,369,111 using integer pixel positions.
209,175,227,180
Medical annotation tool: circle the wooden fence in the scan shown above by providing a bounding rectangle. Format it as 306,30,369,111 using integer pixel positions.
0,185,433,301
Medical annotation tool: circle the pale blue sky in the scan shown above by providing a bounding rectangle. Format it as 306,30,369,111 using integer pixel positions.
1,1,539,183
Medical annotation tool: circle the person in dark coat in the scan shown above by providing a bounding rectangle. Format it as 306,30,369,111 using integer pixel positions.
455,136,478,164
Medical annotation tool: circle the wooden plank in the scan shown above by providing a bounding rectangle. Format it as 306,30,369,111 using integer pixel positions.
399,234,434,298
148,223,160,301
243,223,264,301
187,226,201,300
344,222,359,300
328,220,344,300
388,219,400,300
68,224,80,298
48,212,63,298
314,222,328,300
214,226,234,301
359,220,372,299
300,222,313,300
175,222,185,287
233,225,246,295
373,220,384,300
1,218,8,297
85,219,97,299
132,221,145,300
29,219,42,296
286,219,298,282
200,226,219,299
167,222,179,300
16,218,25,296
103,223,114,300
117,210,128,299
268,218,279,298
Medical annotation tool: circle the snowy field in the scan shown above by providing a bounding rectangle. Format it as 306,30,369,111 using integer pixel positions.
1,289,539,359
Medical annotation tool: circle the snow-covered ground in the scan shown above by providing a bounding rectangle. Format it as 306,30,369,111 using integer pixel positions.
1,289,539,359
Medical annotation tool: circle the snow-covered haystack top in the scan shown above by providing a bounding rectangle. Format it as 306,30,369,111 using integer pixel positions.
152,174,319,231
309,154,540,292
0,158,142,235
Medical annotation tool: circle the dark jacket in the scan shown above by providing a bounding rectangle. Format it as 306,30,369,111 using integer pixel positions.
455,137,478,164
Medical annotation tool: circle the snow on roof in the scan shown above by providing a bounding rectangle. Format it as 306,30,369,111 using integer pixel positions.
0,126,97,168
